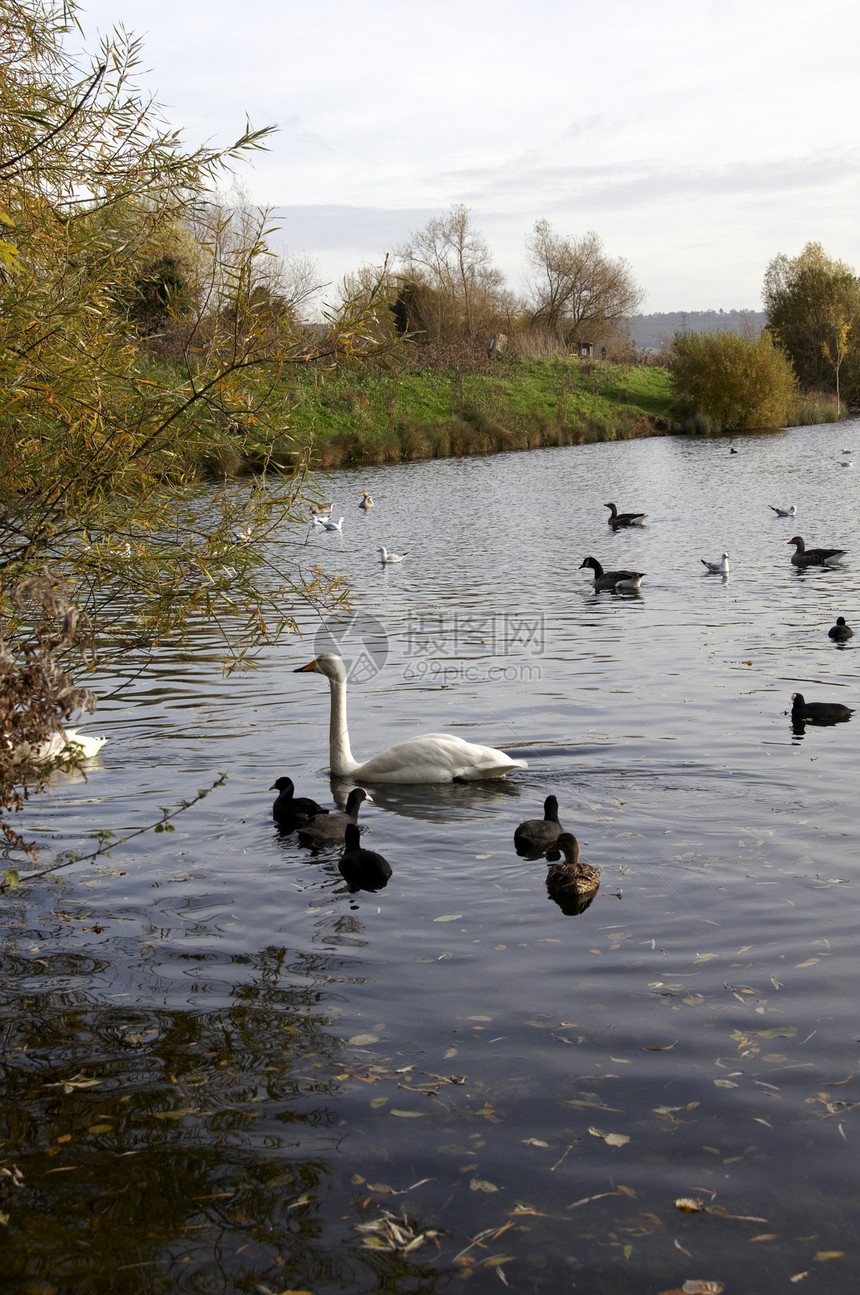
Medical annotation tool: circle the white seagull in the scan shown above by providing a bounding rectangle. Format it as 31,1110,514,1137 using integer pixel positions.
320,516,345,532
378,546,406,564
701,552,730,575
769,505,796,517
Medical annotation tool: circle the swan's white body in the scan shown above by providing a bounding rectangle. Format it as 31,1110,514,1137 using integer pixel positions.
701,552,729,574
294,653,527,783
378,546,406,564
18,729,107,761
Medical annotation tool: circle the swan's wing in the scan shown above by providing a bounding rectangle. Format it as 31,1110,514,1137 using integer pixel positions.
353,733,527,783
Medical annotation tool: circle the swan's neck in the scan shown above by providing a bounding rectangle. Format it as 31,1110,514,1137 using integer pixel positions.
328,671,358,776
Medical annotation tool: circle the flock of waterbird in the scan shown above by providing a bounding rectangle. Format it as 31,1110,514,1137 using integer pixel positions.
308,491,406,565
284,468,855,903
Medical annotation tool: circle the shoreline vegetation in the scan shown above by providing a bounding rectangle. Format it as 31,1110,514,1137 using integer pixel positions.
231,355,845,475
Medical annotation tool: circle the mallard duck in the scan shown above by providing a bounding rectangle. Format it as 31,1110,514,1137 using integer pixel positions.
338,822,392,891
359,492,374,511
828,616,854,642
514,795,563,855
270,776,330,829
701,552,729,575
545,832,600,899
580,556,643,592
605,502,647,530
297,787,373,847
293,653,527,783
790,692,854,726
378,546,406,565
787,536,847,567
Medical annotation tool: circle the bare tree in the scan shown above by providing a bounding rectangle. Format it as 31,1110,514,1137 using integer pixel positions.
525,219,643,343
397,204,506,344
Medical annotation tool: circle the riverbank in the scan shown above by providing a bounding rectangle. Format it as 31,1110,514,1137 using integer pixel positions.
280,355,677,469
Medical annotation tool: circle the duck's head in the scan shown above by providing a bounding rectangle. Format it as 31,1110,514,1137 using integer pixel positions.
555,832,580,864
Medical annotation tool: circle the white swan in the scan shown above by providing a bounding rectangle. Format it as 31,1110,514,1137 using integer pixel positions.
701,552,729,574
378,546,406,564
13,728,107,762
293,653,527,783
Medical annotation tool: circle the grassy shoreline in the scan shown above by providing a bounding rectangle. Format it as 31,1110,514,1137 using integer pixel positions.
281,356,679,469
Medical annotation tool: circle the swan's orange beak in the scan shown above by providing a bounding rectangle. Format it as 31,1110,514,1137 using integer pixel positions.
293,658,318,673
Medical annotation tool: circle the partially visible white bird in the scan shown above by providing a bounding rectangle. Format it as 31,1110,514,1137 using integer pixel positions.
378,546,406,565
840,460,854,469
769,505,797,517
229,525,253,544
701,552,730,575
320,516,345,532
13,728,108,763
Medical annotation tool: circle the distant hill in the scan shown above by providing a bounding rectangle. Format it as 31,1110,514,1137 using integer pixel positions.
629,310,768,353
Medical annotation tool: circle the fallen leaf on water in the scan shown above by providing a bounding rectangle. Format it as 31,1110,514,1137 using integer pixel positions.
348,1034,379,1046
370,1098,387,1109
714,1080,738,1088
390,1110,425,1118
813,1251,845,1260
568,1189,627,1209
644,1041,679,1051
683,996,706,1007
675,1197,704,1213
522,1138,549,1147
750,1233,778,1242
789,1272,809,1283
588,1126,630,1147
565,1099,622,1111
682,1283,724,1295
470,1177,500,1193
795,958,820,968
434,914,463,923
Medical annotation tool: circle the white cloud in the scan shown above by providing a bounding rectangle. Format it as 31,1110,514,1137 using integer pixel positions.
77,0,860,311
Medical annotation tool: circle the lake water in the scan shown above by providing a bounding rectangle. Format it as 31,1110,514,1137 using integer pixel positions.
3,421,859,1294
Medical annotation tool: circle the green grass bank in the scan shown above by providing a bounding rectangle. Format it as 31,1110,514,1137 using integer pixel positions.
283,356,679,469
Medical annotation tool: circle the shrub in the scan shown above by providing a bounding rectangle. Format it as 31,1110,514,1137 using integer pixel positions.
670,331,796,430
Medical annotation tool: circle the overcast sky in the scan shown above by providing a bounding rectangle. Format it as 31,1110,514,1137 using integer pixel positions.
77,0,860,313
